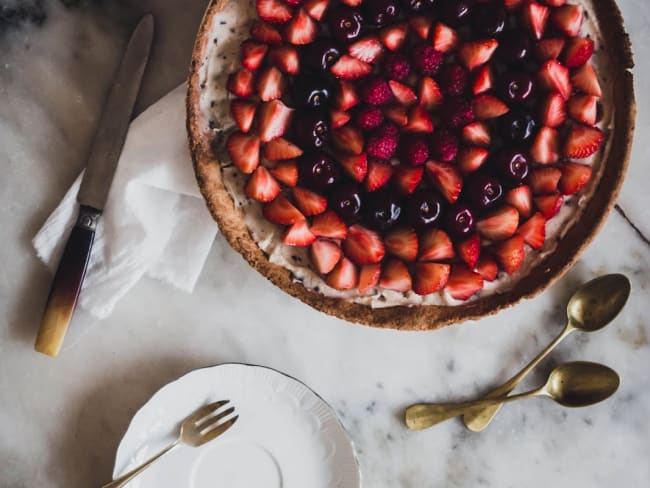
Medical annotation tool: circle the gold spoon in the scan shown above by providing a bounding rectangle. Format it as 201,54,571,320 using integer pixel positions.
463,273,630,432
405,361,619,431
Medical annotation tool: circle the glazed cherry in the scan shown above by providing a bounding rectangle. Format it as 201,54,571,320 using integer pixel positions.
465,174,504,210
494,149,530,182
364,0,400,27
291,112,329,150
302,38,341,72
441,0,474,26
292,75,332,108
496,30,531,65
499,109,538,144
445,203,476,238
364,190,403,231
330,183,363,222
473,3,506,37
401,0,436,13
299,152,340,189
406,190,443,230
328,6,364,44
498,71,536,103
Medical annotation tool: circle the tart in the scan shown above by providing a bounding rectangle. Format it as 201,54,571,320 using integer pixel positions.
187,0,634,330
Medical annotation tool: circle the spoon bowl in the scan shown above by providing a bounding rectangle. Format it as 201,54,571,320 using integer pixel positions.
567,274,631,332
546,361,620,407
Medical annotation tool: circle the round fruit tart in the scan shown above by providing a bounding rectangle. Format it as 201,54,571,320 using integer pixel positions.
187,0,634,330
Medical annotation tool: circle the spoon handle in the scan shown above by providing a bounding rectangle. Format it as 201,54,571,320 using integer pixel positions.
462,325,573,432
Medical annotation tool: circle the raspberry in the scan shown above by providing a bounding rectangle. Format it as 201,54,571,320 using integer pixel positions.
438,64,468,96
361,76,393,106
382,54,411,81
398,134,429,166
354,106,384,130
411,44,443,76
430,129,459,162
440,97,475,129
367,123,399,160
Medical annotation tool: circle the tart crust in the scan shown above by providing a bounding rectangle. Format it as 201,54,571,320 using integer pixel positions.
187,0,635,330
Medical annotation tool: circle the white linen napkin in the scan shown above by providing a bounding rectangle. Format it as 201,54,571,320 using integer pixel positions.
33,85,218,319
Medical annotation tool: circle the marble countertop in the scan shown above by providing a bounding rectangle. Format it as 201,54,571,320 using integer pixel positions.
1,1,649,486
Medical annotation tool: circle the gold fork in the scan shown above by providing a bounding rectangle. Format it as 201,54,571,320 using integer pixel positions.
102,400,238,488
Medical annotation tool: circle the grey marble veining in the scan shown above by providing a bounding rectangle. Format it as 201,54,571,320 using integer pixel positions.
1,1,649,487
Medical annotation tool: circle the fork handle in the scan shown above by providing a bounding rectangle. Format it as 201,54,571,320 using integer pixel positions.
102,440,180,488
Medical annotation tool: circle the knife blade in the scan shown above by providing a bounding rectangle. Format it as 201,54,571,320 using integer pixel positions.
35,14,154,357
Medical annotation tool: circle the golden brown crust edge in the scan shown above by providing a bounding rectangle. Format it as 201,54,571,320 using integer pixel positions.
186,0,635,331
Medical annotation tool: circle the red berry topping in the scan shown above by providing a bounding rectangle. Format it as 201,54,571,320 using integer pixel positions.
411,43,443,76
366,123,399,160
439,64,468,96
440,96,475,129
355,106,385,130
430,129,459,162
361,76,394,106
398,134,429,166
382,53,411,81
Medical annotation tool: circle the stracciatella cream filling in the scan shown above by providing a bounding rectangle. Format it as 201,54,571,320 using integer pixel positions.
197,0,614,307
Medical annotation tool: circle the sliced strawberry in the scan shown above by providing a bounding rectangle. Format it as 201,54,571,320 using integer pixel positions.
343,225,386,265
475,255,499,282
413,262,450,295
473,94,510,119
432,22,459,53
534,193,564,218
349,36,384,64
409,15,433,40
256,0,293,24
379,22,408,51
529,167,562,195
230,100,257,133
226,131,260,174
241,39,268,71
551,3,583,37
572,62,602,97
457,146,489,175
264,137,303,160
268,45,300,74
505,185,533,218
384,105,409,126
418,77,443,110
379,259,412,292
462,121,491,147
332,125,364,155
419,228,455,261
393,166,424,195
538,60,571,100
341,0,362,5
286,0,304,8
311,210,348,239
530,127,559,164
385,227,418,262
446,265,483,300
535,37,565,61
559,162,592,195
283,220,316,246
245,166,281,202
406,106,434,133
257,99,293,142
358,263,381,293
493,235,525,275
335,81,360,111
568,94,598,125
539,92,566,127
456,234,481,268
338,153,368,182
517,212,546,250
303,0,329,20
389,81,418,106
227,69,255,97
365,159,393,192
310,240,342,274
330,110,351,129
504,0,524,9
293,187,327,216
564,37,595,68
477,205,520,242
564,124,604,159
458,39,499,71
326,257,358,290
256,66,286,101
426,161,463,204
250,21,283,44
541,0,567,5
330,55,372,80
285,9,317,45
522,1,549,40
472,65,493,95
263,195,304,224
269,160,298,187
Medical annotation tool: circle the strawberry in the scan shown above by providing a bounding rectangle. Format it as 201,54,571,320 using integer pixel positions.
393,166,424,195
405,106,434,133
310,239,342,274
472,65,493,95
335,81,360,111
413,262,451,295
572,62,602,97
270,160,298,187
409,15,433,40
477,205,520,241
432,22,459,53
426,161,463,204
341,0,362,5
456,234,481,268
304,0,329,20
257,99,293,142
385,227,419,262
241,40,268,71
564,124,604,158
245,166,281,202
264,137,303,160
330,110,351,129
541,0,566,5
530,128,559,164
230,100,257,133
551,4,583,37
504,0,524,9
227,69,255,97
418,77,443,110
311,210,348,239
534,193,564,218
568,94,598,125
349,36,384,64
332,125,364,155
458,39,499,71
365,159,393,192
326,257,358,290
446,265,483,300
256,0,293,24
358,263,381,293
389,81,418,106
517,212,546,250
539,92,566,127
473,94,510,119
462,121,491,147
338,153,368,182
522,1,549,40
538,60,571,100
380,23,408,51
475,255,499,282
250,21,283,44
330,55,372,79
535,37,565,61
564,37,595,68
268,45,300,74
285,9,317,45
559,162,592,195
293,187,328,215
505,185,533,218
493,235,525,275
384,105,409,126
529,167,562,195
379,259,412,292
256,66,286,101
263,195,304,224
419,228,455,261
343,225,386,265
283,220,317,246
226,132,260,174
457,146,489,175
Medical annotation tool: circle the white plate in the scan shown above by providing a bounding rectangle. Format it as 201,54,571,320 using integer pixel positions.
113,363,361,487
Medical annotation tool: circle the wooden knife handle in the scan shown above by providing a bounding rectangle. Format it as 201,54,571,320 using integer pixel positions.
35,206,101,357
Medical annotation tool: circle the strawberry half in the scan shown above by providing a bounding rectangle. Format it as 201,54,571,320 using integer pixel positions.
457,146,489,175
522,1,549,40
409,15,433,40
337,153,367,182
529,167,561,195
393,166,424,195
564,37,595,68
538,60,571,100
256,0,293,24
535,37,565,61
332,125,364,155
493,235,525,275
472,65,493,95
230,100,257,133
559,162,592,195
572,62,602,97
385,227,419,262
446,265,483,300
245,166,281,202
250,21,283,44
530,127,559,164
270,160,298,187
564,124,604,159
418,77,443,110
335,81,360,111
456,233,481,268
349,36,384,64
534,193,564,218
380,22,408,51
326,257,358,290
330,55,372,79
293,187,328,216
343,225,386,265
419,228,455,261
551,4,583,37
505,185,533,218
477,205,520,242
389,81,418,106
256,66,285,101
458,39,499,71
269,45,300,74
226,132,260,174
330,110,351,129
358,263,381,293
365,159,393,192
475,255,499,282
227,69,255,98
426,161,463,204
517,212,546,250
568,94,598,125
241,39,268,71
384,105,409,126
283,220,316,246
303,0,329,20
462,121,491,147
433,22,459,53
413,262,451,295
285,9,317,45
539,92,566,127
263,195,304,225
379,259,412,292
310,239,342,274
473,94,510,119
504,0,524,9
405,106,434,132
311,210,348,239
264,137,303,160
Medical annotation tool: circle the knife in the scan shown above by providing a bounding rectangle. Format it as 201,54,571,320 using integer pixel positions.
35,14,154,357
